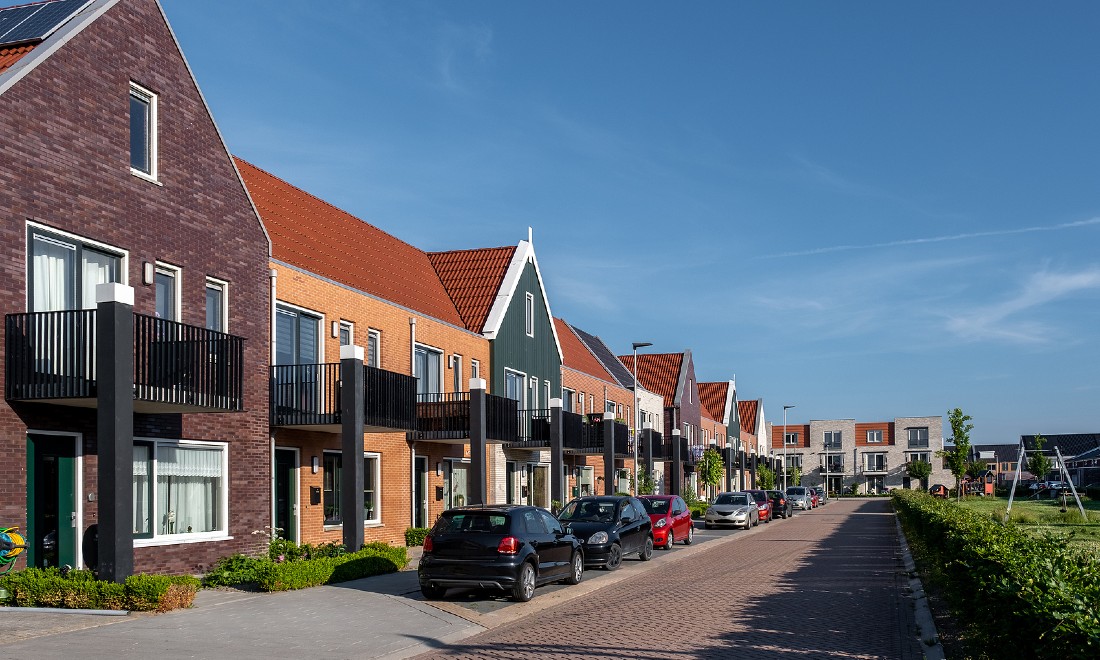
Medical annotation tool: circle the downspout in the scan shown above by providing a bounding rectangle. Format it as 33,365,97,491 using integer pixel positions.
409,316,417,526
268,268,278,534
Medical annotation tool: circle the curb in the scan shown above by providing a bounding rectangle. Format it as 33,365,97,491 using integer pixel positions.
894,517,946,660
0,606,130,616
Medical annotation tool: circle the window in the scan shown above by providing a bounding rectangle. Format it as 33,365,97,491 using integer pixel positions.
275,304,320,365
822,453,844,473
688,380,692,403
562,388,575,412
205,279,227,332
29,228,122,311
129,82,157,179
606,400,617,414
785,454,803,469
367,329,380,367
470,359,480,379
866,430,883,444
529,376,538,409
863,453,888,472
363,453,380,524
414,344,442,396
544,381,550,410
907,427,930,449
323,453,342,525
908,452,931,464
132,440,227,542
784,432,799,446
504,370,525,404
322,452,381,526
154,264,180,322
451,354,462,394
338,320,353,347
525,292,535,337
824,431,843,450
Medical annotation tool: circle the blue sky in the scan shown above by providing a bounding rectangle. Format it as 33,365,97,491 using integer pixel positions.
162,1,1100,444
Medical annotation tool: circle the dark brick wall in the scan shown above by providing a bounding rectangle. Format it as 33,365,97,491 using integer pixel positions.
0,0,271,574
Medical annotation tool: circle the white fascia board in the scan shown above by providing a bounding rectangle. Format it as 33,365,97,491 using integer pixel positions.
722,380,735,427
0,0,113,97
672,349,691,407
756,400,768,437
481,240,564,363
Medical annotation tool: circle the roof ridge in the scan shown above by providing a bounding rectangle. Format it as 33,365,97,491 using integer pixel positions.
427,245,515,257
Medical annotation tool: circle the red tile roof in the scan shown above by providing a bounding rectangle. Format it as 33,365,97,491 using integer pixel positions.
738,400,759,435
235,158,466,327
0,43,35,74
619,353,683,403
428,246,515,333
698,382,729,421
555,318,614,381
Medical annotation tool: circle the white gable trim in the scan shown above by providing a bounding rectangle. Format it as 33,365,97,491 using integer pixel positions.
722,380,735,427
672,349,692,407
0,0,111,97
481,240,564,363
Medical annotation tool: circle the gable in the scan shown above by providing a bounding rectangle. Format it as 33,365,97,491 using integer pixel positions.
428,246,514,332
555,318,614,382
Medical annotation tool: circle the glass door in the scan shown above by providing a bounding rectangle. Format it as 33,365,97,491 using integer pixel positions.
273,449,298,543
444,461,469,508
27,434,78,569
413,456,429,528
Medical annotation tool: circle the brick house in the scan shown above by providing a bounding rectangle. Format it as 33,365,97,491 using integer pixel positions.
737,399,769,489
1,0,270,576
236,159,492,546
698,380,739,493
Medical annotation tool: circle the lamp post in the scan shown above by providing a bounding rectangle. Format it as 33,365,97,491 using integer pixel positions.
782,404,795,491
631,341,652,496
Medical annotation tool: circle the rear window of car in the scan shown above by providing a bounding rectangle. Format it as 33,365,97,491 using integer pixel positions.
787,487,806,495
640,498,670,515
433,512,509,534
714,493,751,506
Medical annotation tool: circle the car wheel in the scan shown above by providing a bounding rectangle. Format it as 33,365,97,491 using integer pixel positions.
420,584,446,600
684,525,694,545
511,562,536,602
765,513,771,523
752,517,758,527
564,551,583,585
704,522,713,530
665,530,675,549
639,536,654,561
605,543,623,570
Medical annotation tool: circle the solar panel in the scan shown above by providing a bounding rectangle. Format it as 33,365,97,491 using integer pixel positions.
0,0,87,47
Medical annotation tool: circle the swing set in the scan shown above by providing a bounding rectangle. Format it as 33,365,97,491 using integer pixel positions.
1004,440,1086,522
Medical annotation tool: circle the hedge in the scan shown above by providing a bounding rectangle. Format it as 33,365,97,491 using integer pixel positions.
0,568,199,612
405,527,429,547
253,542,407,592
892,489,1100,659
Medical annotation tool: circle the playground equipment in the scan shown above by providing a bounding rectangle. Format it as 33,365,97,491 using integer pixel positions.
0,526,27,574
1005,442,1086,521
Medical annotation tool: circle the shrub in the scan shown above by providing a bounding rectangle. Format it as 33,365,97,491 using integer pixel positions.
892,489,1100,659
202,553,260,587
254,543,407,592
405,527,429,547
0,568,197,612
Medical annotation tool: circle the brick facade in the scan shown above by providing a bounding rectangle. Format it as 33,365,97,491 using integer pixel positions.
0,0,271,574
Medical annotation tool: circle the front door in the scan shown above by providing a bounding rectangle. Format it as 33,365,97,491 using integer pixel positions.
27,434,78,569
273,448,298,543
413,456,429,528
528,464,549,509
444,461,469,508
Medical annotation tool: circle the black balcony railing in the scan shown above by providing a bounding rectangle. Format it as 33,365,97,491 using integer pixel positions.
563,417,629,455
414,391,519,442
364,364,417,431
506,408,551,450
6,310,244,410
270,363,340,426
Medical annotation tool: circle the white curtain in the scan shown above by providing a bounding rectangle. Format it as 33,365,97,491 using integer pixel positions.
157,445,222,535
81,250,116,310
32,235,73,312
133,445,151,535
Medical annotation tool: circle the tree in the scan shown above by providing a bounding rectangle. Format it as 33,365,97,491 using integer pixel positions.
937,407,973,501
758,464,776,490
697,448,724,498
1027,434,1054,483
906,459,932,486
636,467,656,495
790,466,802,487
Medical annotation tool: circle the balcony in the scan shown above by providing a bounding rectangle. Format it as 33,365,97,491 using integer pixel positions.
412,391,519,444
270,363,417,433
861,458,889,475
821,460,846,475
503,408,552,450
562,412,630,456
6,310,244,413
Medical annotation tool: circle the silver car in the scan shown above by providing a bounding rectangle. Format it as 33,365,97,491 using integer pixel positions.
704,492,759,530
786,486,813,510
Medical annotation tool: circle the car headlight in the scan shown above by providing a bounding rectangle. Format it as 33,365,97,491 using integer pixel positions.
655,518,667,528
588,531,608,545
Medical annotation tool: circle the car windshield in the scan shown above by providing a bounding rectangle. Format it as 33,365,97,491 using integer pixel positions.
433,512,509,534
787,487,806,495
749,491,767,503
640,498,670,515
559,500,616,523
714,493,750,506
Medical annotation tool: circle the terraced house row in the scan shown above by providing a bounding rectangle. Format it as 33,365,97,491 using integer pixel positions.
1,0,946,579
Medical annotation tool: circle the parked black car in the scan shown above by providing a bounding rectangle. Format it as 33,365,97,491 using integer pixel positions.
418,505,584,602
557,496,654,570
766,490,793,519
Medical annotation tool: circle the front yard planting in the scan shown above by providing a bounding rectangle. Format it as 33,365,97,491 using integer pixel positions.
203,539,407,592
0,568,200,612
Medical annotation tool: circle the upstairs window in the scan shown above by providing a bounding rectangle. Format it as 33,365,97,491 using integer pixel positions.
154,264,180,322
366,329,380,367
824,431,843,450
867,430,883,444
784,432,799,446
29,228,121,312
525,292,535,337
205,279,227,332
129,82,157,180
907,427,930,449
338,320,353,347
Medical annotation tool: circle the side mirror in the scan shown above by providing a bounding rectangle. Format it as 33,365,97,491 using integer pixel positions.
562,523,573,536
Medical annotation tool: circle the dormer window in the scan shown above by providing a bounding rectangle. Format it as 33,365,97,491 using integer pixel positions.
129,82,158,181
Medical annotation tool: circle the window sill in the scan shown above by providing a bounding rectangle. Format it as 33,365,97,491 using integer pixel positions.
130,168,163,186
134,534,232,548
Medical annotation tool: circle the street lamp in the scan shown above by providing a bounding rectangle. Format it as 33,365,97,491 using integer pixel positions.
631,341,652,496
783,405,795,491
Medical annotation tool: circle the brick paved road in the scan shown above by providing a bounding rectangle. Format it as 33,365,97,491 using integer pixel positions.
413,498,922,659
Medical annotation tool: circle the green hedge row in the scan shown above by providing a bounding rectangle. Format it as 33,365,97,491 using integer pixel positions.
0,568,200,612
405,527,429,547
253,542,407,592
892,489,1100,659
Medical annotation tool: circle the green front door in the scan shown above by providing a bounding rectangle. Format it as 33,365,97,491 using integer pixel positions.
273,449,298,543
27,434,78,569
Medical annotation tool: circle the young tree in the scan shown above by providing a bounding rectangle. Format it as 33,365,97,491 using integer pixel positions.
906,459,933,487
790,466,802,487
937,407,973,501
697,448,725,498
758,464,776,490
1027,434,1053,483
636,467,657,495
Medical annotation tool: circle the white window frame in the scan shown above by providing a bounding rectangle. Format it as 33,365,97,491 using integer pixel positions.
413,342,444,395
606,399,617,414
529,376,539,409
26,222,129,311
562,387,575,412
470,358,480,379
363,451,382,526
866,429,883,444
824,430,843,449
907,452,932,464
338,320,354,347
524,292,535,337
863,452,888,471
450,353,462,394
367,328,380,367
543,380,550,410
133,438,230,547
155,262,182,323
784,432,799,446
205,277,229,333
129,81,159,183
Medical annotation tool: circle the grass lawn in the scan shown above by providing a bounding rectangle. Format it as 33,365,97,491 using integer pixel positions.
955,494,1100,553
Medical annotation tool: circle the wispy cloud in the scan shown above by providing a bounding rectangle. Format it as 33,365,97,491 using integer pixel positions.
436,22,492,92
945,267,1100,344
765,217,1100,259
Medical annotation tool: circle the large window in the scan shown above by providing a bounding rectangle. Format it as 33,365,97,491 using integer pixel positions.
133,440,227,542
824,431,843,450
322,452,381,526
908,452,932,464
907,427,930,449
866,430,883,444
504,369,525,404
822,453,844,473
784,454,802,469
863,452,888,472
29,228,122,312
275,305,320,365
129,82,157,179
414,344,442,396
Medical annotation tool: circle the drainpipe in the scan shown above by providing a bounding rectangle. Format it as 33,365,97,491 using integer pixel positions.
269,269,278,534
409,317,417,376
409,316,417,526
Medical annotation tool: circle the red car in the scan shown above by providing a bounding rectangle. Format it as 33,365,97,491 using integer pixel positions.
809,488,820,508
745,490,773,524
638,495,694,549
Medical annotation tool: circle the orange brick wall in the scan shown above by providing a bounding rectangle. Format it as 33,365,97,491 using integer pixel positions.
561,367,634,422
